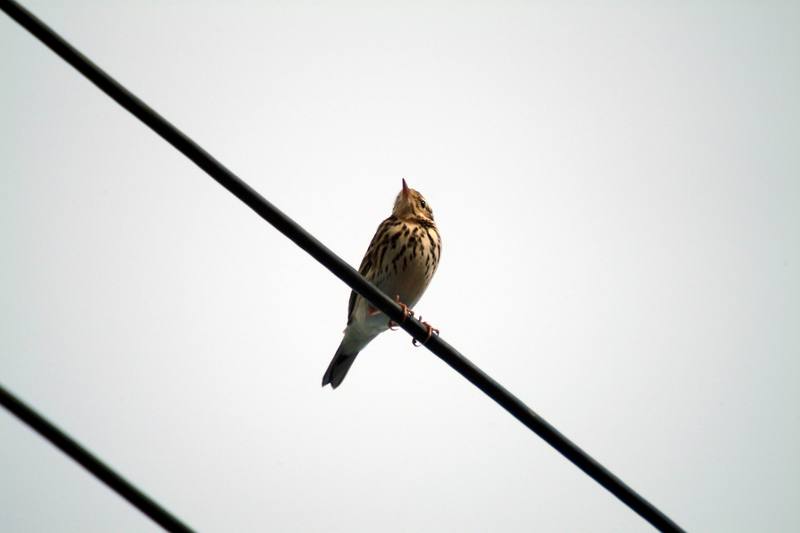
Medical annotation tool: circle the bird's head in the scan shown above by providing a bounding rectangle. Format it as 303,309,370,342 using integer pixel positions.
392,178,434,223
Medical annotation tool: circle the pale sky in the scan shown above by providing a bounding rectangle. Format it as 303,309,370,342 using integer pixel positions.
2,2,799,532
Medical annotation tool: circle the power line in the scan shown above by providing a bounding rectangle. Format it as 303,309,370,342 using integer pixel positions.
0,1,685,531
0,383,195,533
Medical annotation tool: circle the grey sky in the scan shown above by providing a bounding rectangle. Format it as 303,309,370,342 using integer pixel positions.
1,2,799,532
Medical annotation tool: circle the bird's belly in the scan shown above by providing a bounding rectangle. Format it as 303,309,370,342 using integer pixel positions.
380,253,432,309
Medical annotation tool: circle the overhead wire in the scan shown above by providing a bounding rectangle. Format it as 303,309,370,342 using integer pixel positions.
0,384,195,533
0,1,684,531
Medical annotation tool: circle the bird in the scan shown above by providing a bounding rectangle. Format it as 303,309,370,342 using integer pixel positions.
322,179,441,389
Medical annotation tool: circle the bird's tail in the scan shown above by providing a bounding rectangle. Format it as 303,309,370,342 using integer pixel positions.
322,339,360,389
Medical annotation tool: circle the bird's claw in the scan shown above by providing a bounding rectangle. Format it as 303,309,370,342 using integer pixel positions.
388,295,413,330
412,317,439,347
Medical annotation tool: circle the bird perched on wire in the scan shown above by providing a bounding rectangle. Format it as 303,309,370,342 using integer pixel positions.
322,179,442,388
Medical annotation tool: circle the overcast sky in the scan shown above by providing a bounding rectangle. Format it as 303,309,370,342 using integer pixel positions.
2,2,799,532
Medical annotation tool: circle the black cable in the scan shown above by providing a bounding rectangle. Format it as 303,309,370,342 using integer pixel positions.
0,1,685,531
0,384,195,533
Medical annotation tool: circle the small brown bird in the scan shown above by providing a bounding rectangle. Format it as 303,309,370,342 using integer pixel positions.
322,179,441,388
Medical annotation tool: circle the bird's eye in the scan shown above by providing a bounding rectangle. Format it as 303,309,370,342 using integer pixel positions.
420,200,427,209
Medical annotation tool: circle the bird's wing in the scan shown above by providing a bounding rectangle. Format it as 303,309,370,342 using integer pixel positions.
347,215,399,324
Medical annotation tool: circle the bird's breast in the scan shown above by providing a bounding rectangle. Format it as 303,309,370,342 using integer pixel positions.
379,222,440,308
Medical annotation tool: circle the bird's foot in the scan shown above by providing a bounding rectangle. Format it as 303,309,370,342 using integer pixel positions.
412,317,440,346
388,294,413,330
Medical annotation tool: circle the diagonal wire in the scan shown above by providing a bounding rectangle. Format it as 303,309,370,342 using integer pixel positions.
0,383,195,533
0,1,685,531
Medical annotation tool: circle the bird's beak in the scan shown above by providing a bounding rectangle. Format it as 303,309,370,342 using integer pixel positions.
402,178,410,199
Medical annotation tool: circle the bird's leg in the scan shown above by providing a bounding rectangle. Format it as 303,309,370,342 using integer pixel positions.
388,294,413,330
412,316,440,346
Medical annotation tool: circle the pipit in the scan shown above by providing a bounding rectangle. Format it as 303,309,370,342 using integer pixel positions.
322,179,441,388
